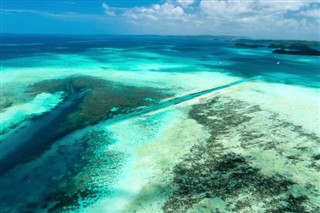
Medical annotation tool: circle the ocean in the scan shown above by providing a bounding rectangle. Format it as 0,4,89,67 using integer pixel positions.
1,35,319,212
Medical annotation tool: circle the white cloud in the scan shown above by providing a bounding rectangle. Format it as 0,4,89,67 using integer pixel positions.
102,3,116,16
200,0,228,16
6,1,318,40
105,0,317,39
1,8,106,21
122,2,186,23
176,0,196,7
258,0,309,12
298,8,320,19
305,9,320,19
63,1,76,5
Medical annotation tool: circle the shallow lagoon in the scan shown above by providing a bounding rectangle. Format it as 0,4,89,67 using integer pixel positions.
0,35,319,212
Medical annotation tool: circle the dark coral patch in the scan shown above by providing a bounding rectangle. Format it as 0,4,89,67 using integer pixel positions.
162,96,319,213
27,75,172,129
0,76,172,176
24,75,172,153
163,153,307,213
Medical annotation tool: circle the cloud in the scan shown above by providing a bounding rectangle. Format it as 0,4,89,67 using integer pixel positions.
300,8,320,19
1,8,106,21
1,9,41,14
102,2,187,25
64,1,76,5
297,3,320,20
176,0,196,7
258,0,309,12
2,1,318,39
102,3,116,16
101,0,320,39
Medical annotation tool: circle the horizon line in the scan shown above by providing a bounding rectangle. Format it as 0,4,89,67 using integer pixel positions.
1,33,320,42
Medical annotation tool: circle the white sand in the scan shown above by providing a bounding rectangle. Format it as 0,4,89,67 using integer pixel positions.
224,80,320,136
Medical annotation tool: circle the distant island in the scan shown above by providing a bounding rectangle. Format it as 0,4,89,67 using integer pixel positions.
234,40,320,56
273,48,320,56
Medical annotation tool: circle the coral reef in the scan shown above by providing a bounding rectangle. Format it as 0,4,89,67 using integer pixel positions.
46,130,123,213
162,96,320,213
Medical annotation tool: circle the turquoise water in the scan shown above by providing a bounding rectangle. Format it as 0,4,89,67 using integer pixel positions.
0,35,319,212
2,35,319,87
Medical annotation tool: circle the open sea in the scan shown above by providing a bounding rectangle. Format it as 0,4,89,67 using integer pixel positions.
0,35,319,212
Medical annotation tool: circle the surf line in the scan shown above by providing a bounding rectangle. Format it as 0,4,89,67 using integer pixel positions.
103,75,263,126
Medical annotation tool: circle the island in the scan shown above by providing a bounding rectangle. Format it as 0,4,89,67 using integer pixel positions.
273,48,320,56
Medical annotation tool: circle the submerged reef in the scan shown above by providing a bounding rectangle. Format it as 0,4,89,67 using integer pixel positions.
27,75,171,127
27,74,171,134
43,94,319,213
0,97,13,111
162,96,320,213
0,75,171,176
2,35,320,213
46,130,124,213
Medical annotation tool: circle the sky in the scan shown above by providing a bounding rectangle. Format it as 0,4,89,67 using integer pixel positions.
1,0,319,40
